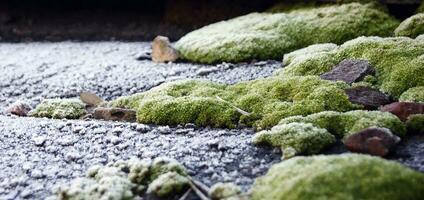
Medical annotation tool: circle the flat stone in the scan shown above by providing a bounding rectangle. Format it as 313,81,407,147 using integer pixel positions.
93,107,137,122
151,36,179,63
320,59,375,84
345,86,392,110
5,101,32,116
380,102,424,121
344,127,401,157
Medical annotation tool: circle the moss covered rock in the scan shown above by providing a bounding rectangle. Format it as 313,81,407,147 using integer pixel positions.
279,36,424,98
175,3,398,63
406,114,424,134
111,76,358,129
399,86,424,102
147,172,189,198
395,13,424,38
29,99,86,119
209,182,242,200
252,122,335,158
251,154,424,200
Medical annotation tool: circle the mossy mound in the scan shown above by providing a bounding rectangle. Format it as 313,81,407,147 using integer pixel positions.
278,36,424,98
251,154,424,200
29,99,86,119
146,172,189,198
111,76,358,129
395,13,424,38
399,86,424,102
417,1,424,13
175,3,398,64
406,114,424,134
209,182,242,200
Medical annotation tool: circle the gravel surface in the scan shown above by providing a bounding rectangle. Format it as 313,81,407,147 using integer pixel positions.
0,42,423,200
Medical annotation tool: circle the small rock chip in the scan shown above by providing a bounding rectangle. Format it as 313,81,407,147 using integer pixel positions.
344,127,400,157
93,107,136,122
345,86,392,110
151,36,179,63
5,101,32,116
196,67,219,76
320,59,375,84
32,136,46,146
380,102,424,121
79,92,104,106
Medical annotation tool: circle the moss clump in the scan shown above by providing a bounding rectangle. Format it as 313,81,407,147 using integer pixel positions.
111,76,358,129
149,157,188,181
266,1,317,13
251,154,424,200
29,99,86,119
209,182,242,200
175,3,398,63
278,36,424,98
278,110,406,138
417,1,424,13
147,172,189,198
406,114,424,134
253,122,335,158
399,86,424,103
395,13,424,38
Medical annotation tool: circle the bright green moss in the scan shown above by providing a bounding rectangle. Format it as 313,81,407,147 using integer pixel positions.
278,110,406,138
395,13,424,38
399,86,424,102
279,36,424,98
251,154,424,200
149,157,188,181
406,114,424,134
111,76,358,129
209,182,242,200
252,123,335,159
175,3,398,63
29,99,86,119
147,172,189,198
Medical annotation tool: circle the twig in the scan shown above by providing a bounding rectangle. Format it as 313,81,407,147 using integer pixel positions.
189,180,211,200
216,96,251,116
188,177,210,194
178,188,192,200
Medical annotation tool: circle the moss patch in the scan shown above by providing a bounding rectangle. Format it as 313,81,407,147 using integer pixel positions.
29,99,86,119
111,76,358,129
278,36,424,98
175,3,398,64
147,172,189,198
399,86,424,103
251,154,424,200
209,182,242,200
395,13,424,38
406,114,424,134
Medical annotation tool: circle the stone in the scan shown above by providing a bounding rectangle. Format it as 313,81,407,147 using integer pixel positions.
380,102,424,121
320,59,375,84
93,107,136,122
344,127,400,157
151,36,179,63
5,101,32,116
345,86,392,110
79,92,104,106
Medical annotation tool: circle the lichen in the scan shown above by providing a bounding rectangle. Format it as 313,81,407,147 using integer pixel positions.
399,86,424,103
146,172,189,198
406,114,424,134
209,182,242,200
111,76,358,130
252,123,335,159
278,36,424,98
251,154,424,200
175,3,398,63
29,99,86,119
395,13,424,38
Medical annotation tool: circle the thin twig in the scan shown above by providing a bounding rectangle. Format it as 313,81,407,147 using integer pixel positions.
178,188,192,200
189,180,211,200
216,96,251,116
188,177,210,194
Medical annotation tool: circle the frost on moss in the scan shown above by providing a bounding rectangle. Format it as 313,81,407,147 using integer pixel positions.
406,114,424,134
209,182,242,200
252,123,335,159
395,13,424,38
251,154,424,200
175,3,398,63
399,86,424,102
111,76,358,129
279,36,424,98
29,99,86,119
147,172,189,198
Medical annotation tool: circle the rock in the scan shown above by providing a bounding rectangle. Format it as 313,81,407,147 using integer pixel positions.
93,107,136,122
151,36,179,63
320,59,375,84
344,127,400,157
380,102,424,121
79,92,104,106
394,13,424,38
196,67,219,76
5,101,32,116
345,86,392,110
209,182,242,200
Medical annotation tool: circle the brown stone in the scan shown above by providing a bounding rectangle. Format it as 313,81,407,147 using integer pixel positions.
320,59,375,84
345,86,393,110
5,101,32,116
380,102,424,121
344,127,401,157
93,107,137,122
151,36,179,63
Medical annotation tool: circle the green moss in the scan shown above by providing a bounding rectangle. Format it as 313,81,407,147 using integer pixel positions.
266,1,317,13
395,13,424,38
209,182,242,200
417,1,424,13
399,86,424,103
149,157,188,181
252,123,335,159
251,154,424,200
147,172,189,198
29,99,86,119
406,114,424,134
175,3,398,63
278,110,406,138
278,36,424,98
111,76,358,129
